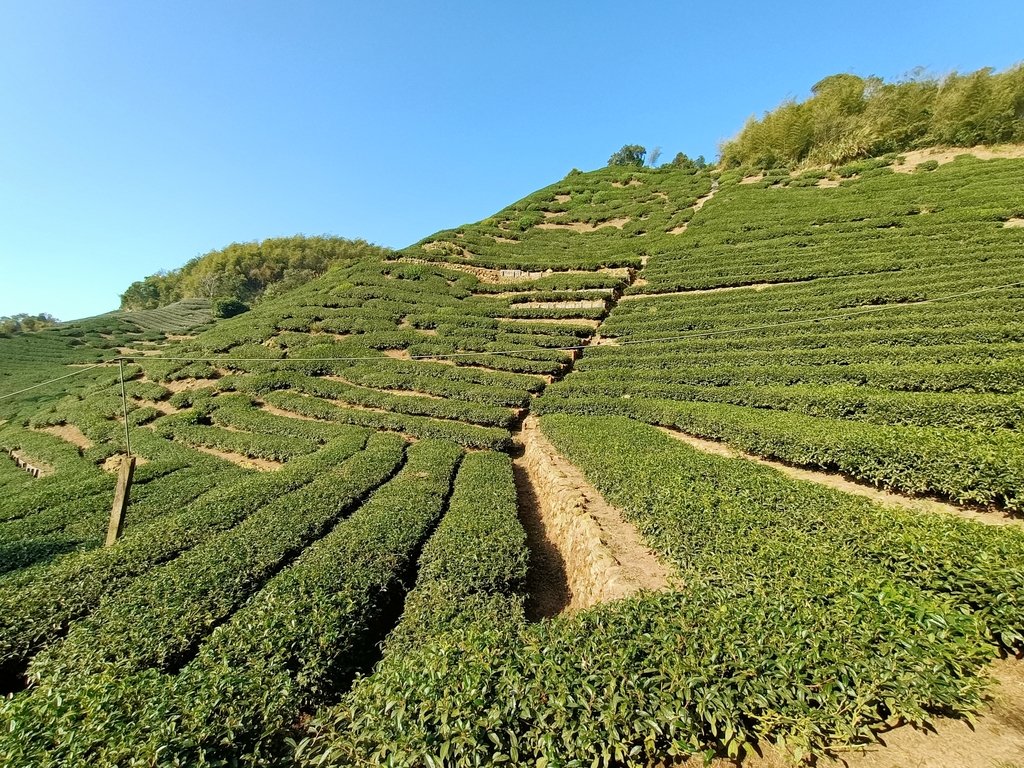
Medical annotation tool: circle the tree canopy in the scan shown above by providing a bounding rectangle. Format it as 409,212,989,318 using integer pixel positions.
0,313,59,336
120,235,391,311
719,65,1024,169
608,145,647,167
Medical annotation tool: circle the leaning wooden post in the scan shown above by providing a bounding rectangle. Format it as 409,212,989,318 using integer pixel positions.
105,455,136,546
106,357,135,546
118,357,132,458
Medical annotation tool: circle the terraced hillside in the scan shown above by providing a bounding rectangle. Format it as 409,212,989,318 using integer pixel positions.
1,154,1024,766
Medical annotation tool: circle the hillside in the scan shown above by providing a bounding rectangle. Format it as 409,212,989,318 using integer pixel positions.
1,149,1024,766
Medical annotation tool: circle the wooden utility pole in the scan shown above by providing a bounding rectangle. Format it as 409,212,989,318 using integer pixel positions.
105,455,136,546
106,357,135,547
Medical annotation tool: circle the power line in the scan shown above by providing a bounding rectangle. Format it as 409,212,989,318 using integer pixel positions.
0,362,111,402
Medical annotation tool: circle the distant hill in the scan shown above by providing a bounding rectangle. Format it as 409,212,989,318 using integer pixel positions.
721,64,1024,169
119,235,390,312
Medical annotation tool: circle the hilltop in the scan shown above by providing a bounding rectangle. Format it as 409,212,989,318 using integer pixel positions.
118,235,390,312
1,80,1024,766
721,64,1024,168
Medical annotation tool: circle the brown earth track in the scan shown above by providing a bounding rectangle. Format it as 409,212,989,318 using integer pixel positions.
892,145,1024,173
512,455,572,619
535,217,630,232
514,417,670,619
37,424,93,449
162,377,221,393
189,444,283,471
621,278,815,301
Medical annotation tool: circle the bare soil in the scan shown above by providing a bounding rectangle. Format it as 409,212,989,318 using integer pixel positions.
517,300,606,310
816,177,842,188
102,454,150,472
190,444,283,472
163,378,221,393
892,145,1024,173
494,317,602,328
514,417,670,618
740,174,764,184
621,276,824,302
657,427,1024,529
668,187,719,235
134,399,179,415
305,330,352,341
535,217,630,232
692,188,718,212
38,424,92,449
422,240,474,259
392,258,549,284
1003,218,1024,228
512,456,572,619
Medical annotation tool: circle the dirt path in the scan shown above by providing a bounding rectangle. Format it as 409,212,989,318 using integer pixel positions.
102,453,149,472
657,427,1023,529
535,217,630,232
666,183,720,235
892,144,1024,173
190,444,283,471
621,278,815,301
494,317,602,328
514,417,670,619
512,455,572,619
37,424,92,449
516,300,607,310
133,398,179,415
163,377,221,393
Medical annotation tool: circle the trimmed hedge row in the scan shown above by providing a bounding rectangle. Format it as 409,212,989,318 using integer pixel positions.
292,414,1024,765
534,395,1024,512
1,439,463,767
263,390,512,451
298,451,529,765
0,431,369,683
28,433,405,684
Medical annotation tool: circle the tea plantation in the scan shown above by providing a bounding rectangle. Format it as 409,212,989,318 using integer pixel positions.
1,154,1023,766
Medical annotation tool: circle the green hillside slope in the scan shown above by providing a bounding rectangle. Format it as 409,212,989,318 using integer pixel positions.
1,151,1023,766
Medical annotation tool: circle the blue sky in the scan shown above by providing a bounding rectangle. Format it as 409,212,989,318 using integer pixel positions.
1,1,1022,320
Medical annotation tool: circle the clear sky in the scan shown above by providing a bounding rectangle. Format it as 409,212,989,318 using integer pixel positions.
2,1,1022,320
